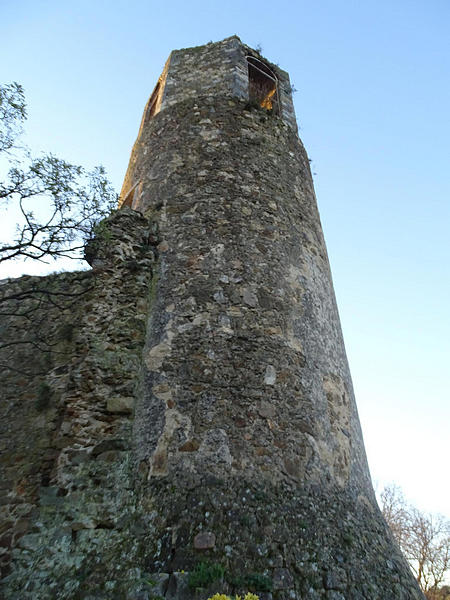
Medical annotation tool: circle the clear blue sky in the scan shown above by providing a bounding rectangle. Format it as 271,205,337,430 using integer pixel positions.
1,0,449,515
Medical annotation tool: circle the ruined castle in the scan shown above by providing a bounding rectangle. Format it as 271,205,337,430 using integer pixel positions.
0,37,423,599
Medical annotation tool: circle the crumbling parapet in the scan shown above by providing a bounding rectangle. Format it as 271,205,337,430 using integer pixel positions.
0,209,157,596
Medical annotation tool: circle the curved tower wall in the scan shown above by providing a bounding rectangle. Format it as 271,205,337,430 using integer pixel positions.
121,36,371,494
117,37,423,599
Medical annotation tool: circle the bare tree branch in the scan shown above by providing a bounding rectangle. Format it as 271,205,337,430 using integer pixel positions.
0,83,117,266
380,484,450,597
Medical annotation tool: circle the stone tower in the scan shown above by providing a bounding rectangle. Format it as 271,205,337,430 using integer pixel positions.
117,37,423,599
0,37,423,599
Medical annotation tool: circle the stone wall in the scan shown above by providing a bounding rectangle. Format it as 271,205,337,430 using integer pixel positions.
0,209,158,597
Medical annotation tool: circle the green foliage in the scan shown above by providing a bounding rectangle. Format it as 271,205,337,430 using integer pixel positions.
208,594,259,600
138,577,164,599
188,561,226,589
35,381,52,411
227,573,272,592
244,574,272,592
0,82,26,153
91,219,114,243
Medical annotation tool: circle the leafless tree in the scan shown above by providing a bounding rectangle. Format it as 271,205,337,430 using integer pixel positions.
380,484,450,598
0,82,116,266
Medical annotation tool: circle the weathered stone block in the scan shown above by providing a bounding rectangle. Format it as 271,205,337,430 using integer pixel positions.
106,396,134,414
193,531,216,550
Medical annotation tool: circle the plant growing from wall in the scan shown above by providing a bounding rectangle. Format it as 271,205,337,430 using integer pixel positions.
208,594,259,600
226,572,272,592
188,561,226,589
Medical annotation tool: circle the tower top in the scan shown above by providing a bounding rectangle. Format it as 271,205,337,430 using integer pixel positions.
140,36,297,129
120,37,299,208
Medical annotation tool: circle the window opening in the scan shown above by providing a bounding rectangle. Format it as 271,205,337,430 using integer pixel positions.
246,56,279,114
147,82,161,119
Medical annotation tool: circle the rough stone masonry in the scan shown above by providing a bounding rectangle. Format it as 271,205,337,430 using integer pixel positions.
0,37,424,599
